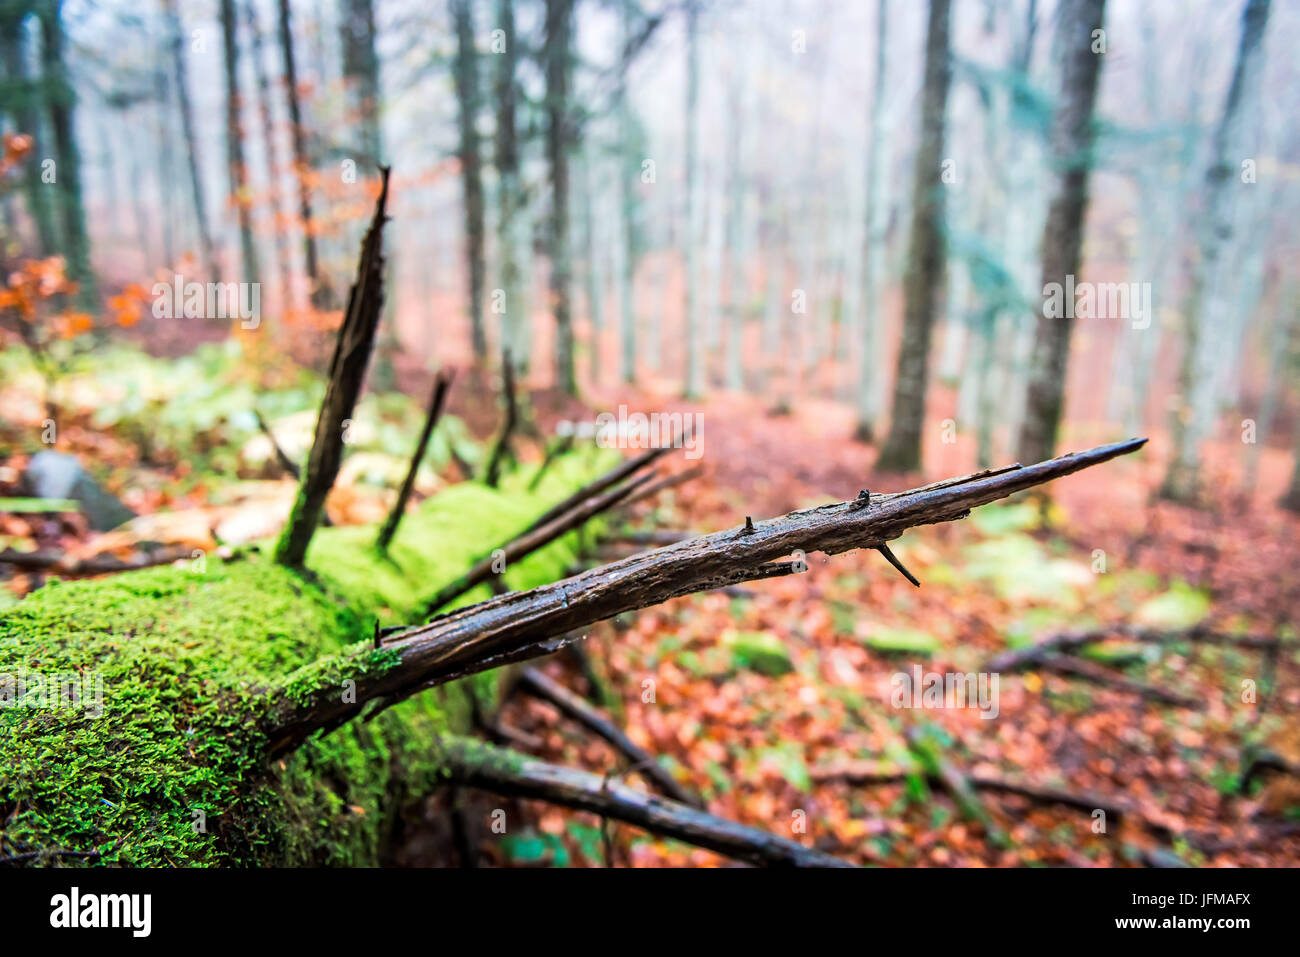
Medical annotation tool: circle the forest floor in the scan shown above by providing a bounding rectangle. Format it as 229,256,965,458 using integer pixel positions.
482,387,1300,867
3,349,1299,867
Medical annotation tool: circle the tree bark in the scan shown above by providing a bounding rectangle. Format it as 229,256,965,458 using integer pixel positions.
876,0,951,472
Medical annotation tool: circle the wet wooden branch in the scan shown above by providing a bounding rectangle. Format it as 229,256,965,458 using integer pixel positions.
376,370,454,553
274,167,391,567
264,438,1147,757
516,666,700,806
435,735,850,867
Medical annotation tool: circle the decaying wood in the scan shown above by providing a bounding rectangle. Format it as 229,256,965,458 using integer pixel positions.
0,545,196,576
811,761,1130,823
376,370,454,552
987,624,1291,672
435,735,850,867
274,168,392,567
516,666,700,806
1025,653,1203,709
264,437,1147,757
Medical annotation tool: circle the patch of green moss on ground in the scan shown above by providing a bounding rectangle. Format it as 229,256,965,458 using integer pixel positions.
0,449,617,866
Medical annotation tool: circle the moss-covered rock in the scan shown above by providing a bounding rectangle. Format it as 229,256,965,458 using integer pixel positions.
0,450,615,866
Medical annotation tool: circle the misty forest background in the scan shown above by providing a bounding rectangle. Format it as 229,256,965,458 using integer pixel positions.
2,0,1300,868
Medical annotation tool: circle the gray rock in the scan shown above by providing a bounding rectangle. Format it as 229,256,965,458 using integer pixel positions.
22,451,136,531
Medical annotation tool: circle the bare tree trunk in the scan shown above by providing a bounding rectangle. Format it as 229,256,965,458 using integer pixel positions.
277,0,328,309
682,0,702,398
545,0,576,394
616,0,640,384
1160,0,1270,502
0,18,57,256
452,0,488,361
1015,0,1107,467
219,0,259,284
876,0,951,472
494,0,526,374
339,0,381,171
244,0,287,296
37,0,95,307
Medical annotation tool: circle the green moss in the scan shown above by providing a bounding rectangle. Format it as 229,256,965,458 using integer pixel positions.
0,449,616,866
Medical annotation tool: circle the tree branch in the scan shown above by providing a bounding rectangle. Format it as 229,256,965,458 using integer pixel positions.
376,370,454,553
274,167,392,567
264,438,1147,757
516,666,700,806
435,735,850,867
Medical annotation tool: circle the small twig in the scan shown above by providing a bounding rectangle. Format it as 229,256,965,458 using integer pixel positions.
255,410,301,479
876,542,920,587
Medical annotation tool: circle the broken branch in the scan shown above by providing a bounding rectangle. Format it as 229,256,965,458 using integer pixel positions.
435,735,850,867
264,438,1147,757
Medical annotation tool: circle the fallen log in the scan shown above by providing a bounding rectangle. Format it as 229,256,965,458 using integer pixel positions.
516,666,700,806
436,735,849,867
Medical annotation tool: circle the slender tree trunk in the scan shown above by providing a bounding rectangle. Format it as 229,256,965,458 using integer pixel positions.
339,0,382,171
1160,0,1270,501
219,0,259,284
616,0,639,384
0,20,57,255
1282,413,1300,514
876,0,952,472
545,0,576,394
277,0,328,309
724,37,752,393
163,0,217,281
495,0,525,374
451,0,488,361
1014,0,1107,467
244,0,286,295
682,0,702,398
37,0,94,307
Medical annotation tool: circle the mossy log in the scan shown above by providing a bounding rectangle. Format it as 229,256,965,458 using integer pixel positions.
0,451,614,867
